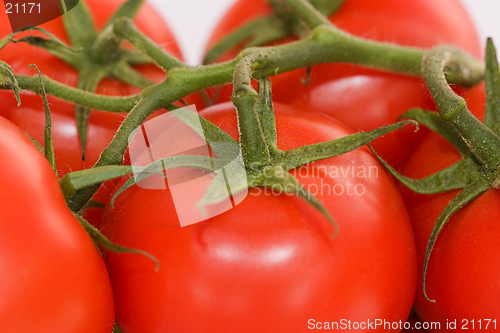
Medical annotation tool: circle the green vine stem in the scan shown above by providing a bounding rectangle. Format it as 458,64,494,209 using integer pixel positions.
13,75,139,111
423,46,500,185
232,55,272,168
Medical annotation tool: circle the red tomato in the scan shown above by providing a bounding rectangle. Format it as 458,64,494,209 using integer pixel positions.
206,0,481,170
401,84,500,331
101,102,417,333
0,116,115,333
0,0,182,176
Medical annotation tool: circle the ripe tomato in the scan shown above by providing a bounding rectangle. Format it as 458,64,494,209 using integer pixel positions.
206,0,482,170
0,0,182,176
401,84,500,331
0,116,115,333
101,102,417,333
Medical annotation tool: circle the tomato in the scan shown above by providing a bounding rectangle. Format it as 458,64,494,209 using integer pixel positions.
101,102,417,333
206,0,482,170
0,0,182,176
0,116,115,333
401,83,500,331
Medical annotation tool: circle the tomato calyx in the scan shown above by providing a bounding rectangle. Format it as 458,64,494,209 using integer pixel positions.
204,0,346,64
13,0,156,159
29,64,58,174
370,39,500,303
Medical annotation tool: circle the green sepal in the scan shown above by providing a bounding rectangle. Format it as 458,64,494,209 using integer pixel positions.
60,165,134,201
74,213,160,272
109,175,138,209
281,120,418,171
62,0,97,48
10,35,82,68
0,32,15,50
369,145,484,194
196,156,248,215
484,38,500,136
23,133,44,155
29,64,57,174
203,16,288,64
399,108,470,157
105,0,144,27
75,67,106,160
256,78,279,154
421,180,490,302
0,61,22,106
110,155,230,208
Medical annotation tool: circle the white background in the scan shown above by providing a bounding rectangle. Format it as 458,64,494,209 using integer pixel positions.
148,0,500,65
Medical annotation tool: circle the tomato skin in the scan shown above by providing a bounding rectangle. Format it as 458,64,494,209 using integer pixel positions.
401,84,500,331
102,102,417,333
0,0,182,177
206,0,481,170
0,116,115,333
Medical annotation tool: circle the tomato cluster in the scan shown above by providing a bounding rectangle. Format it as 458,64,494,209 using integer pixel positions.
0,0,497,333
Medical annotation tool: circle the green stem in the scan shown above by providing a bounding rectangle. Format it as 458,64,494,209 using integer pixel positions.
423,46,500,184
278,0,331,28
10,24,482,115
232,56,272,168
113,18,186,70
12,75,139,111
90,25,122,63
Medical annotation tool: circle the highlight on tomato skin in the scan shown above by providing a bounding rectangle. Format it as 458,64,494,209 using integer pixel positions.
204,0,482,171
100,102,418,333
0,116,115,333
